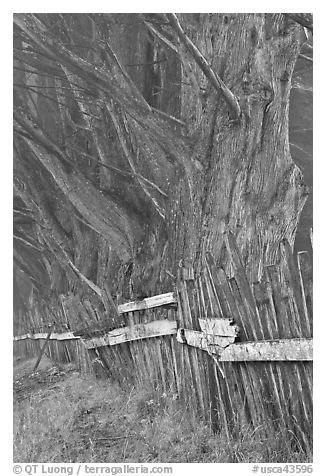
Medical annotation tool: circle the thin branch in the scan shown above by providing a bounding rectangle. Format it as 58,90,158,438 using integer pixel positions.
66,142,168,198
14,15,149,116
14,82,71,110
290,128,312,133
124,58,167,67
73,212,101,234
143,20,179,53
289,142,312,158
299,53,313,63
136,172,168,199
65,251,102,297
106,103,166,220
151,106,187,128
14,208,35,219
13,234,43,252
14,82,87,92
15,14,191,168
14,110,74,170
42,231,102,297
165,13,241,120
13,255,42,287
13,65,96,96
286,13,313,32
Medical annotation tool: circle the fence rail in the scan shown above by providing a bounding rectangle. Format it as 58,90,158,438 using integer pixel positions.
14,325,312,361
13,332,78,341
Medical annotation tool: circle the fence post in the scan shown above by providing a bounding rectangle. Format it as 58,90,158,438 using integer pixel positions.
33,330,52,372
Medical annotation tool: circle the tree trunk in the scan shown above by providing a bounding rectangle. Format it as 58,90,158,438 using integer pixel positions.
132,13,308,293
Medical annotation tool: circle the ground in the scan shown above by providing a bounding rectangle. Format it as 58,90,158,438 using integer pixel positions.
13,357,311,463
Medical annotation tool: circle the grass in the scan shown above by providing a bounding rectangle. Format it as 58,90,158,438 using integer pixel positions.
13,358,312,463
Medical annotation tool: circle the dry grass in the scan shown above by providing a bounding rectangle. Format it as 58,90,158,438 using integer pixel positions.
13,359,312,463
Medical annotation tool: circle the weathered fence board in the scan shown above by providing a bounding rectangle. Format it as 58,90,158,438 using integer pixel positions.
198,318,240,336
83,319,177,349
176,328,237,350
177,330,312,361
219,338,312,361
118,292,176,314
14,332,79,341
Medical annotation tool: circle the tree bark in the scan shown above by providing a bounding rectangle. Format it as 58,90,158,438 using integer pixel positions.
155,13,308,284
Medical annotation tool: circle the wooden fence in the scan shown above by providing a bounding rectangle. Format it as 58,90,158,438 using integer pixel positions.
13,234,313,453
13,331,92,373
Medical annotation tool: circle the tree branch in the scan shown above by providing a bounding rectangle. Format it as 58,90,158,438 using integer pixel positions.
106,103,166,220
299,53,313,63
14,112,143,262
165,13,241,120
143,20,179,53
13,233,44,252
14,13,192,170
286,13,313,32
54,239,103,297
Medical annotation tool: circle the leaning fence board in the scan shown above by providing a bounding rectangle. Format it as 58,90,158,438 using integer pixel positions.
178,275,208,415
118,292,177,314
205,254,236,321
266,265,292,339
297,251,313,335
224,232,259,317
83,319,177,349
281,240,307,328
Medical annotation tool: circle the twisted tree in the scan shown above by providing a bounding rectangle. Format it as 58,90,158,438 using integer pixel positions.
13,13,312,328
